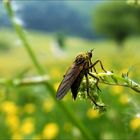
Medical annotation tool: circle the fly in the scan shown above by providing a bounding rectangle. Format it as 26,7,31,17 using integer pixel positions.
56,50,107,107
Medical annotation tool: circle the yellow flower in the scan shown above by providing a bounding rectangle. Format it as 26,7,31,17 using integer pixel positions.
42,123,59,139
111,86,123,95
20,118,34,135
43,99,54,113
130,117,140,130
86,108,100,119
119,94,129,105
1,101,18,115
6,114,20,132
23,103,36,114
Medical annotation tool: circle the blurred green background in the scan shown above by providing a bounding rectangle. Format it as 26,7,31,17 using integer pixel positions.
0,0,140,139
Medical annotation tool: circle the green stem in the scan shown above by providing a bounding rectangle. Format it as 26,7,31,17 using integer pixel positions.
3,1,93,139
90,72,140,93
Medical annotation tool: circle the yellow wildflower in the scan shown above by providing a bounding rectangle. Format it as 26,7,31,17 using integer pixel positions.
43,99,54,113
20,118,34,135
23,103,36,114
87,108,100,119
1,101,18,114
6,114,20,132
130,117,140,130
42,123,59,139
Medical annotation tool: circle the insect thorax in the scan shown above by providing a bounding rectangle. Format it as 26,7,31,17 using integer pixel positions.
75,53,89,65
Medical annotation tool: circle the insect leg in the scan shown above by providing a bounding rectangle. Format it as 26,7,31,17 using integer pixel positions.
93,66,98,74
88,72,101,91
85,73,99,106
88,60,107,73
89,58,98,73
89,59,92,72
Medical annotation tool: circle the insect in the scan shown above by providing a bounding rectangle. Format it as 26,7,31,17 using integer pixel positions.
56,50,107,107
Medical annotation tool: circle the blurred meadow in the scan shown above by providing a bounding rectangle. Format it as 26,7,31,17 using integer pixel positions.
0,0,140,139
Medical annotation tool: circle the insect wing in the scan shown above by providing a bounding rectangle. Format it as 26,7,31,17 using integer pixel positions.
56,64,84,100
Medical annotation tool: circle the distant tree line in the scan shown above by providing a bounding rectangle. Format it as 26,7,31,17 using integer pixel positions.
0,1,96,39
20,1,96,39
1,0,140,45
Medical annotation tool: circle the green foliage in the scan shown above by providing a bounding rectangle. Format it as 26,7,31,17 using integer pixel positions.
93,2,140,46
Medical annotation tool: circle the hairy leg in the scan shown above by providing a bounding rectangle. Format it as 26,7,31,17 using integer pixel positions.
88,60,107,73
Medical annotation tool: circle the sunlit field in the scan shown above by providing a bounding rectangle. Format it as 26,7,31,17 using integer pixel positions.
0,28,140,139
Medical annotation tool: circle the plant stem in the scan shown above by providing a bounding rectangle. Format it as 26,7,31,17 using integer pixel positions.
90,72,140,93
3,0,93,139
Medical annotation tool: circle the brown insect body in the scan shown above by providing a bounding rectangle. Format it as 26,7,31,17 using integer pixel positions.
56,50,107,107
56,52,91,100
